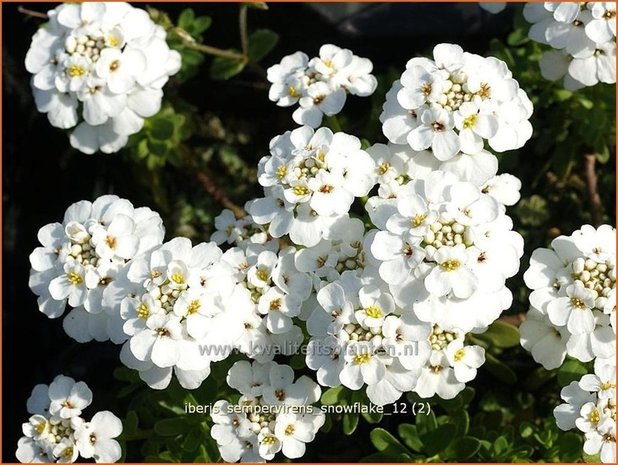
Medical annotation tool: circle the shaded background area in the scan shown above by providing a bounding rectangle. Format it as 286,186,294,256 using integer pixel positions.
3,2,615,462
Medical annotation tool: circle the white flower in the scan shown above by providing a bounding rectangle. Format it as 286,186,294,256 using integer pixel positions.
382,43,533,155
554,380,595,430
48,375,92,420
28,195,165,344
424,245,477,299
211,362,324,462
580,363,616,400
583,418,616,463
25,2,181,153
520,306,569,369
267,44,376,128
523,2,617,89
547,283,597,334
444,339,485,383
17,375,123,463
74,411,123,463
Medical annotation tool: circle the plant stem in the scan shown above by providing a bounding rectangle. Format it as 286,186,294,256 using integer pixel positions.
196,170,245,219
18,6,48,19
173,27,247,63
239,4,249,57
584,153,603,227
324,115,342,133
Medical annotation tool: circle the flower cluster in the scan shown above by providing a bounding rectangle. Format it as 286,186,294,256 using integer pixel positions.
25,2,181,154
522,224,616,463
248,126,376,247
521,224,616,369
267,44,377,128
16,375,123,463
380,43,533,161
554,360,616,463
524,2,616,89
28,195,165,343
210,361,325,462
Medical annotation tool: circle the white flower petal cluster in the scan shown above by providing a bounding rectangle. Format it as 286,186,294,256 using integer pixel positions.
554,360,616,463
210,361,325,462
28,195,165,343
211,209,272,248
115,237,237,390
115,236,314,390
524,2,616,89
366,170,523,333
16,375,122,463
267,44,377,128
247,126,376,247
522,225,616,368
380,43,533,161
305,271,486,404
25,2,181,154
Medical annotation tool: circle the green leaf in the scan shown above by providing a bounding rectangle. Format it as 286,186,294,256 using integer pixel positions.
182,429,202,452
519,422,534,438
370,428,410,456
398,424,423,452
476,320,520,348
149,118,175,141
192,16,213,35
210,55,245,80
557,359,589,386
484,352,517,384
342,412,359,435
422,423,456,456
177,9,195,30
444,436,482,460
493,435,509,455
248,29,279,63
122,411,139,435
416,410,438,437
321,386,344,405
452,409,470,437
154,417,191,436
596,145,610,164
523,366,556,390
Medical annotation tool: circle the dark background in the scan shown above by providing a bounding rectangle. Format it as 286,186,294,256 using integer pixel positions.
2,2,578,462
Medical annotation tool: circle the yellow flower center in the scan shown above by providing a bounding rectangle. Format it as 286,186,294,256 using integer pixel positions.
440,259,461,271
284,424,295,436
288,86,299,97
378,162,391,175
276,165,287,179
256,268,269,282
454,348,465,362
67,65,86,78
411,212,427,228
67,272,83,285
365,306,383,319
462,114,477,129
171,272,185,285
137,303,149,320
570,297,586,309
590,409,600,424
186,300,201,315
262,435,277,445
292,185,310,196
269,298,282,311
353,353,372,365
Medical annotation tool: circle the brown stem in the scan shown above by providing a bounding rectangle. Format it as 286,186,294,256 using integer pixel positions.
196,171,245,219
18,6,48,19
584,153,603,227
239,4,249,57
173,27,247,63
